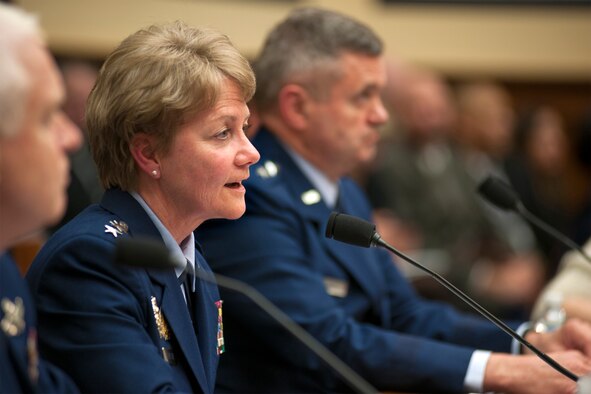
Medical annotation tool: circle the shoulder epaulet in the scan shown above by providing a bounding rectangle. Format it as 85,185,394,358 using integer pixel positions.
254,160,280,180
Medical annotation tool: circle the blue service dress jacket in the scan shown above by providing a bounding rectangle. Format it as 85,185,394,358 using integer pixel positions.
1,252,78,394
196,128,520,393
26,189,222,394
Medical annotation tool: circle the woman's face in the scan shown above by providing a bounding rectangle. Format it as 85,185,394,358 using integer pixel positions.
157,78,260,225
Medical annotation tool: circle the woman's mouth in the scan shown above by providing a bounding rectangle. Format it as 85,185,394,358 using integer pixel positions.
224,182,242,189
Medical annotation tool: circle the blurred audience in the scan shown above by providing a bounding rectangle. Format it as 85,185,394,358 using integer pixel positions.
366,70,545,318
367,66,476,294
505,105,576,275
541,112,591,332
571,108,591,246
451,81,545,317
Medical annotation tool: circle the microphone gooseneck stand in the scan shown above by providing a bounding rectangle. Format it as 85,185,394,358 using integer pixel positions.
477,174,591,265
325,212,579,383
115,237,378,394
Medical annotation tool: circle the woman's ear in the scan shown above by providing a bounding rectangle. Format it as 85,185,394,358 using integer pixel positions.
130,133,160,178
278,84,312,131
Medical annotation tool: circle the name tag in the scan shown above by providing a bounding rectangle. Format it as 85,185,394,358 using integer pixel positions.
323,277,349,298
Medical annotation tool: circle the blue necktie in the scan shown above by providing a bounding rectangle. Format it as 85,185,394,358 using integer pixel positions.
178,263,195,321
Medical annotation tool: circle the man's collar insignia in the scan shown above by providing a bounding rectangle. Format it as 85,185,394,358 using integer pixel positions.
256,160,279,178
301,189,321,205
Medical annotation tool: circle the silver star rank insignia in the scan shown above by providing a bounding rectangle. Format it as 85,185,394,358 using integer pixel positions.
104,220,129,238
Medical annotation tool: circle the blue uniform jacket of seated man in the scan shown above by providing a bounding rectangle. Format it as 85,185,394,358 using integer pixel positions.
1,253,78,394
195,128,518,393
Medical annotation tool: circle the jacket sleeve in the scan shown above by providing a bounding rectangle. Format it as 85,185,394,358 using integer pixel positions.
199,200,510,393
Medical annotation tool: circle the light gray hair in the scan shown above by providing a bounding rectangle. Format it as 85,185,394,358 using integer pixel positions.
253,7,383,112
0,4,41,137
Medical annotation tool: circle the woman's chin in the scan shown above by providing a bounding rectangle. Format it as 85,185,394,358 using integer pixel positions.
222,205,246,220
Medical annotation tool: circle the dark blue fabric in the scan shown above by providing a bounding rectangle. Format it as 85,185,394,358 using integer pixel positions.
1,252,78,394
26,189,220,393
196,128,520,393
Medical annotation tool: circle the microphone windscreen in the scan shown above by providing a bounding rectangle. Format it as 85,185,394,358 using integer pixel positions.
477,175,520,211
325,212,376,248
114,238,183,269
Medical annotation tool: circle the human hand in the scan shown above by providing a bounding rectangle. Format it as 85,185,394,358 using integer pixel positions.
526,318,591,357
484,351,591,394
563,297,591,325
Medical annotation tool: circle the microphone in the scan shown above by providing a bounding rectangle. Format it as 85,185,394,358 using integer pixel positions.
325,211,380,248
114,237,185,269
477,175,591,265
114,237,377,394
326,212,579,382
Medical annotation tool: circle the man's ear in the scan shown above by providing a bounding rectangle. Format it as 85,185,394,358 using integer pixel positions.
278,84,313,130
130,133,160,178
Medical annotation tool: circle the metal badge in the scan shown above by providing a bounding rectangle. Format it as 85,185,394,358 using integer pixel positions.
151,296,170,341
1,297,25,336
104,220,129,238
323,277,349,298
301,189,321,205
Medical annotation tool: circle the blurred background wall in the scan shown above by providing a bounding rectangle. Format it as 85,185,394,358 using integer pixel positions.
12,0,590,126
11,0,591,80
0,1,578,166
11,0,589,204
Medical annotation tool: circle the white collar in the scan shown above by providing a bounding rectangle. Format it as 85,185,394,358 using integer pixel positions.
130,191,195,283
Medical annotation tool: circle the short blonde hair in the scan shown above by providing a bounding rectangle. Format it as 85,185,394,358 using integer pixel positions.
86,21,255,190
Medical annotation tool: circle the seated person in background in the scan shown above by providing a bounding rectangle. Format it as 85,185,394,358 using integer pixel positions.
572,108,591,245
26,21,259,393
196,7,591,394
452,81,547,318
505,105,580,276
0,4,81,393
365,66,543,319
532,238,591,325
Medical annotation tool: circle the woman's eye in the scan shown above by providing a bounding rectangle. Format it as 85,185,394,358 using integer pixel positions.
242,124,251,135
216,129,230,139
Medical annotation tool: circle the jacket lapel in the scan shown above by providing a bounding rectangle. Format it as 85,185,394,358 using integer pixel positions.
149,269,210,393
192,252,220,385
255,131,385,303
100,189,210,393
327,180,387,301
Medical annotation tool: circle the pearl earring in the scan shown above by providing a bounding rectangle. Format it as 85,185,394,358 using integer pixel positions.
151,169,158,177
